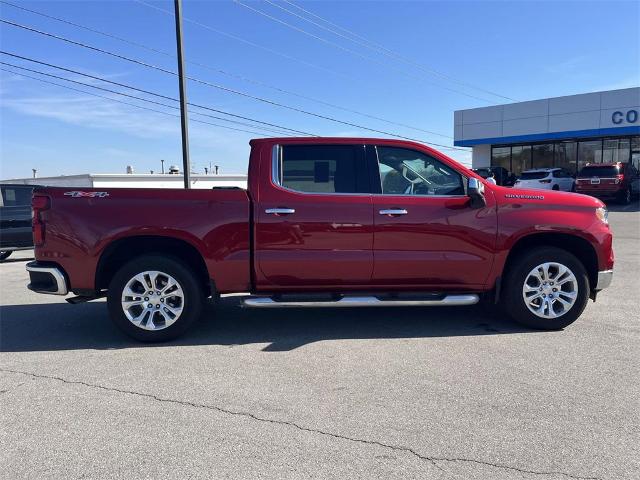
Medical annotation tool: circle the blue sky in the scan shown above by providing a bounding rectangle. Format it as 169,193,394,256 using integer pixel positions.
1,0,638,179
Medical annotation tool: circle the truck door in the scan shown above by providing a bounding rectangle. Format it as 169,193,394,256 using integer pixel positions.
370,145,497,289
254,143,374,289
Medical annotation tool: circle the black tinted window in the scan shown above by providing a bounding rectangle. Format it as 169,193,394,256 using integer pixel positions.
577,166,619,177
279,145,368,194
0,186,33,207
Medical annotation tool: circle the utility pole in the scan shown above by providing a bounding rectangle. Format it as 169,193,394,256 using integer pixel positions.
174,0,191,189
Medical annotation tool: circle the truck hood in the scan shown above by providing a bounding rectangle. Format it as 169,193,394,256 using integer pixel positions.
489,184,605,209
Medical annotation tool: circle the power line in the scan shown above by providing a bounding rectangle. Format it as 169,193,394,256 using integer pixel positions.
273,0,517,102
233,0,497,104
0,66,275,137
0,0,452,138
0,62,293,136
133,0,356,82
0,21,468,151
0,51,316,137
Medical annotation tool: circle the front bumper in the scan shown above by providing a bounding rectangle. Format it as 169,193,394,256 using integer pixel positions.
26,261,69,295
595,270,613,290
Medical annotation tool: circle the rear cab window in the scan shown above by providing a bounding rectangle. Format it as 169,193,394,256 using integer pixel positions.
275,144,369,194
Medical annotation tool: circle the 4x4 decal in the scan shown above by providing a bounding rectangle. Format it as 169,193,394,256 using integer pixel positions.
64,191,110,198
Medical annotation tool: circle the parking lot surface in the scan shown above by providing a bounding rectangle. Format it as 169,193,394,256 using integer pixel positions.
1,203,638,480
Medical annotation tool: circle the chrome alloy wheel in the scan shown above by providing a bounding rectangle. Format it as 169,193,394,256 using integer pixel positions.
522,262,578,319
121,271,184,330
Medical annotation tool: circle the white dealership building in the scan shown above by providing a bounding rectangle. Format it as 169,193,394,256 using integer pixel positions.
1,172,248,189
454,87,640,177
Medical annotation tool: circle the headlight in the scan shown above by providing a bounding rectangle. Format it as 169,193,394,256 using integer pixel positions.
595,207,608,225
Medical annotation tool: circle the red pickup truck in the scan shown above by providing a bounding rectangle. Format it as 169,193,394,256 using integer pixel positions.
26,138,614,341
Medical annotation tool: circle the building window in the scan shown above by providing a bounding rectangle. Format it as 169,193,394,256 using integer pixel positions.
577,140,602,173
511,145,531,176
603,138,630,163
532,144,554,169
555,141,577,174
632,136,640,170
491,146,511,172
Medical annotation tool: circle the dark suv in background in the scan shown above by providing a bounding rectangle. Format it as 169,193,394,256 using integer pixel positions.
471,166,516,186
0,184,35,261
575,163,640,204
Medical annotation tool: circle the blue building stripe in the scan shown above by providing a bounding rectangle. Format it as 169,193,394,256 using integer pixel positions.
454,125,640,146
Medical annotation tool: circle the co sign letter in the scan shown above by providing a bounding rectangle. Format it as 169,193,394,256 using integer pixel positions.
612,109,639,125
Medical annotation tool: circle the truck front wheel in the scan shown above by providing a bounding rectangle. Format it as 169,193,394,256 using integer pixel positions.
107,255,203,342
503,247,589,330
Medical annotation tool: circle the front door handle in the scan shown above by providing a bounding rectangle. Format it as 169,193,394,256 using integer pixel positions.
265,208,295,215
379,209,408,216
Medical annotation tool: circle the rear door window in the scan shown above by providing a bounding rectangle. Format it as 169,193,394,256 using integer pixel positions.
277,145,369,194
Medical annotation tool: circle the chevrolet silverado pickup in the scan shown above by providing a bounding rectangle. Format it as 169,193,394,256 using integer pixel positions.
26,138,614,341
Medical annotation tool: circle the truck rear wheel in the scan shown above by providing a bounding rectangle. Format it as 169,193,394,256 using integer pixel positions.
503,247,589,330
107,255,203,342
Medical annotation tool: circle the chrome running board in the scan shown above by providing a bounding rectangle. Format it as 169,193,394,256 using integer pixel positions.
243,294,479,308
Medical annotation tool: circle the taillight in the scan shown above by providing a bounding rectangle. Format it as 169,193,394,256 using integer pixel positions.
615,174,624,184
32,194,50,246
539,179,552,183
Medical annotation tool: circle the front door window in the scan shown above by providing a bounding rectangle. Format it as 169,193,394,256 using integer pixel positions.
376,146,464,196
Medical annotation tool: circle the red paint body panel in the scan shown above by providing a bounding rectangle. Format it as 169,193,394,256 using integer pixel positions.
33,137,614,297
35,188,251,293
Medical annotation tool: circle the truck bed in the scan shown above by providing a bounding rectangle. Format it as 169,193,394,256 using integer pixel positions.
34,186,252,293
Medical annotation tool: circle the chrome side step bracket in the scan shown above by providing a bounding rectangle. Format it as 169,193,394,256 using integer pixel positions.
243,294,479,308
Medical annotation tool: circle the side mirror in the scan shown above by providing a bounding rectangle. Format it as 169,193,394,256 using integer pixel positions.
468,177,486,208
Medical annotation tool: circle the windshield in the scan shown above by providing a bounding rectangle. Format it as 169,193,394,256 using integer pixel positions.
577,166,619,177
519,171,549,180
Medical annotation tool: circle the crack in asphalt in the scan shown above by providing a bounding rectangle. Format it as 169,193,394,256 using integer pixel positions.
2,368,602,480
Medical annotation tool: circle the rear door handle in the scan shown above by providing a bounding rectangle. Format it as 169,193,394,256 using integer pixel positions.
265,208,295,215
379,209,408,216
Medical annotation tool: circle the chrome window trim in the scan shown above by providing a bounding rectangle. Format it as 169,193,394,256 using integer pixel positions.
269,144,470,199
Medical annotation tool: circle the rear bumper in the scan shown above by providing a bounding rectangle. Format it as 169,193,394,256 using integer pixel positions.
595,270,613,291
26,261,69,295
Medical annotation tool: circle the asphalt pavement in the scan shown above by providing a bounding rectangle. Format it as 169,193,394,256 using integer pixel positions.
1,202,638,479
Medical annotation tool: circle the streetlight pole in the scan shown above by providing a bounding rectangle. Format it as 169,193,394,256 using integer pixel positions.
174,0,191,189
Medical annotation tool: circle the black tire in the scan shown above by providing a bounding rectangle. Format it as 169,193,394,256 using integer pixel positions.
617,187,632,205
503,247,589,330
0,251,12,262
107,255,204,342
552,184,560,191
